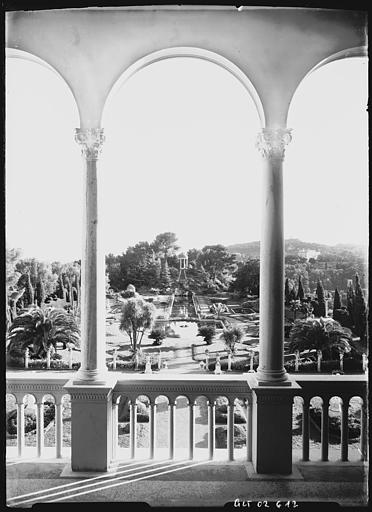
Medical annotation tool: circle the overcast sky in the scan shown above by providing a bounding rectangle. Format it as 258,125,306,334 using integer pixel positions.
6,56,368,263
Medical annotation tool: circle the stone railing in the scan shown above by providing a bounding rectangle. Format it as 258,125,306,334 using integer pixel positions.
293,374,368,462
6,372,368,467
112,373,252,462
6,372,70,459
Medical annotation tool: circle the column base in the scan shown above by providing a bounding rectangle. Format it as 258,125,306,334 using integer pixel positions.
72,367,110,385
255,367,292,386
64,376,117,472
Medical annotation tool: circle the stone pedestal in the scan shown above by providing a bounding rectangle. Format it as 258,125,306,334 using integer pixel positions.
64,377,117,472
248,374,301,474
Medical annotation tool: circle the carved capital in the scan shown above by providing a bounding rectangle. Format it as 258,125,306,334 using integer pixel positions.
256,128,292,160
75,128,105,161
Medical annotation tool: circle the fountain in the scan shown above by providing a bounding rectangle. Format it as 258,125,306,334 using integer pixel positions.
24,347,29,369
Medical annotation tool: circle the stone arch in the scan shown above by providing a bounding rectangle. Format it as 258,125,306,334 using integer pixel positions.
286,45,367,125
101,46,265,127
6,48,80,122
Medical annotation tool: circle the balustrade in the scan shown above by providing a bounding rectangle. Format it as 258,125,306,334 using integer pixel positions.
6,372,367,467
294,375,367,464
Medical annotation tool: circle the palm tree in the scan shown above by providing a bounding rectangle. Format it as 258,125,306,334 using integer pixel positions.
288,317,352,360
119,297,156,354
7,306,80,359
221,326,244,354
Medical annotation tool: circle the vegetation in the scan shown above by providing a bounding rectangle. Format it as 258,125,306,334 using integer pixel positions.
288,317,352,360
7,306,80,360
230,258,260,296
221,326,244,353
119,297,156,353
197,325,216,345
148,326,167,346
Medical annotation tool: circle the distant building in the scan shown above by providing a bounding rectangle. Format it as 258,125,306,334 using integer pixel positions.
298,249,320,260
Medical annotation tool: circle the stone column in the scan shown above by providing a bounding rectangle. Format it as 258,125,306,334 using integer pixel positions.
63,127,117,473
73,127,107,384
255,127,292,386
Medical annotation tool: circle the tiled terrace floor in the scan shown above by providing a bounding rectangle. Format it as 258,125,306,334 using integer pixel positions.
6,454,368,508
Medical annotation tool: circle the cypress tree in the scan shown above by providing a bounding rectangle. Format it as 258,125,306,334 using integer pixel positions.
24,272,34,307
285,278,290,305
346,281,355,324
316,280,326,317
353,274,367,342
289,287,296,302
333,288,341,311
160,258,172,290
297,276,304,301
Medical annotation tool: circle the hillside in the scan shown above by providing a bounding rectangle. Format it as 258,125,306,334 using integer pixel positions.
227,238,366,260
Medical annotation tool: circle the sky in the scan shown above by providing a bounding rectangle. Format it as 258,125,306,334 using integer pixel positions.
5,56,368,263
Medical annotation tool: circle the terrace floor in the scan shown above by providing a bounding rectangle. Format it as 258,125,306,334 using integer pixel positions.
6,454,368,508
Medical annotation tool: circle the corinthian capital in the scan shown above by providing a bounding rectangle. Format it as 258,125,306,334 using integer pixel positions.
75,128,105,161
256,128,292,160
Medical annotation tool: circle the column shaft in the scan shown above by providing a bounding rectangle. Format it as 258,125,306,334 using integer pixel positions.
36,403,44,458
130,402,137,459
149,403,156,459
227,402,234,461
17,402,25,458
55,402,63,459
302,399,310,462
340,398,349,462
255,128,291,386
321,400,329,462
208,402,215,460
246,399,252,462
74,128,106,384
169,403,176,460
189,403,194,460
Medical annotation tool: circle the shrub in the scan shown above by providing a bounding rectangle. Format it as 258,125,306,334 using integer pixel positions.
6,401,55,435
221,326,244,353
197,325,216,345
309,407,360,441
215,424,247,448
214,397,246,424
148,327,167,346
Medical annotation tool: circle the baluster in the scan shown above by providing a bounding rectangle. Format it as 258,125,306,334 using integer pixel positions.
130,399,137,459
361,401,368,461
245,398,252,462
341,396,349,462
227,399,234,461
208,399,215,460
321,397,329,462
189,400,195,460
302,397,310,462
36,400,44,458
16,399,25,457
149,401,156,459
55,398,63,459
169,399,176,460
112,397,119,461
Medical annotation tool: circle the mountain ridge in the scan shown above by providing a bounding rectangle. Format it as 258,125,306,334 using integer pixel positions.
226,238,367,259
